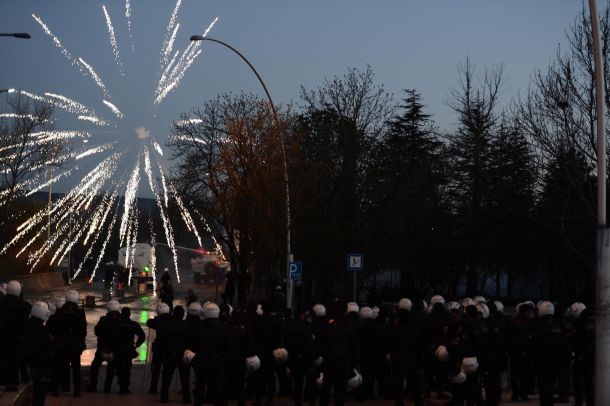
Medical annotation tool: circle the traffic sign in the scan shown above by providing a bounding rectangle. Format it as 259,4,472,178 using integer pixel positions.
347,254,364,271
289,262,303,281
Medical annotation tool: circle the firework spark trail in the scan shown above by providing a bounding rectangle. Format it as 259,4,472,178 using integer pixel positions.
158,163,169,208
78,115,110,126
158,50,180,90
176,118,203,125
44,92,93,115
123,202,135,266
169,181,203,247
149,217,157,296
32,14,111,99
74,143,114,161
88,199,120,282
192,205,226,260
119,158,141,241
160,0,182,68
103,100,124,119
83,191,115,246
144,147,180,282
75,191,118,279
164,23,180,68
102,5,124,75
0,113,39,120
127,206,140,284
32,14,75,62
152,140,164,156
35,130,91,143
154,17,218,105
7,154,118,254
77,58,110,98
170,134,208,145
125,0,133,48
26,168,73,197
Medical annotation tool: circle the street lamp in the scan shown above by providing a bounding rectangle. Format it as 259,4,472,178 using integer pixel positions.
0,33,31,39
189,35,294,308
0,89,15,94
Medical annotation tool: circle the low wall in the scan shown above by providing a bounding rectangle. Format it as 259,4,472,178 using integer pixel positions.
8,271,65,294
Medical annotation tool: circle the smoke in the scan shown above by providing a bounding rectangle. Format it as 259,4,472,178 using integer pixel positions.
135,126,150,140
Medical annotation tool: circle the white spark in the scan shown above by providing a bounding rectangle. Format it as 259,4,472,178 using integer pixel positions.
176,118,203,125
77,58,110,98
44,92,92,115
78,115,109,126
161,0,182,68
153,140,164,156
119,158,140,241
102,5,124,75
125,0,133,48
103,100,124,119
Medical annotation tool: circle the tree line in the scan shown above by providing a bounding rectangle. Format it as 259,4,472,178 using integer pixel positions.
170,5,608,308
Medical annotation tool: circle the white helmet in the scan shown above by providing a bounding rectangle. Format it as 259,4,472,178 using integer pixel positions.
6,280,22,297
188,302,202,316
430,295,445,305
476,303,490,319
273,347,289,364
462,297,475,308
474,295,487,304
359,306,374,319
346,301,359,314
256,304,263,316
372,306,380,319
65,290,79,304
493,300,504,313
107,300,121,313
569,302,587,319
55,297,66,310
447,301,460,311
316,373,324,388
435,345,449,362
201,302,220,319
452,371,467,384
462,357,479,374
156,302,170,315
31,301,51,323
398,298,412,311
313,304,326,317
347,369,363,390
245,355,261,372
183,349,196,365
538,301,555,316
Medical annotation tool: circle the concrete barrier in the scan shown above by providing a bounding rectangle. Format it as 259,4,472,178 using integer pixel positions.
7,272,65,295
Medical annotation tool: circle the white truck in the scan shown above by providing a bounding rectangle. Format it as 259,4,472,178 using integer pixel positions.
118,243,154,273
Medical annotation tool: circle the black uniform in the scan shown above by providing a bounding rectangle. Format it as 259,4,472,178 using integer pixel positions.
423,304,449,398
23,314,56,406
88,310,121,392
482,311,507,406
318,314,360,406
190,317,227,406
113,308,145,394
0,293,31,390
532,314,561,406
285,316,314,405
387,310,424,406
573,309,594,406
252,310,284,405
223,312,255,406
147,312,172,393
506,308,533,401
160,307,188,403
49,300,87,396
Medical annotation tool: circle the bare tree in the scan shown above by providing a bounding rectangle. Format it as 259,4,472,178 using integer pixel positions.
0,95,65,237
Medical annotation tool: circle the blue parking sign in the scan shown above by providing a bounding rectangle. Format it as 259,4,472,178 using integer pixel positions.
347,254,364,271
289,262,303,281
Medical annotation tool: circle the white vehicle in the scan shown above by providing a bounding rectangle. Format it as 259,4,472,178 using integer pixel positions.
118,243,153,273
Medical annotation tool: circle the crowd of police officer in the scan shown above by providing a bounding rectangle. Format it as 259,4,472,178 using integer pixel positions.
0,278,596,406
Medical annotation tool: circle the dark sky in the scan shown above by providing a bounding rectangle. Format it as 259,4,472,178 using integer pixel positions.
1,0,583,196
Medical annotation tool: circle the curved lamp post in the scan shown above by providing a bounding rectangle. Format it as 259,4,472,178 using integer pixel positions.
190,35,294,306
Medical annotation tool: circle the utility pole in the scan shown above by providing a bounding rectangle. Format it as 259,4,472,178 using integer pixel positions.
589,1,610,404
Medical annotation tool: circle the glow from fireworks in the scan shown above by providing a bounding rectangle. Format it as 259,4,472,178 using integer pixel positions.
167,177,203,247
35,130,90,143
32,14,74,62
77,58,110,98
74,143,114,161
103,100,124,119
88,201,120,282
26,168,73,197
144,147,179,282
102,5,124,75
